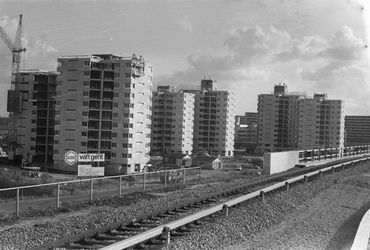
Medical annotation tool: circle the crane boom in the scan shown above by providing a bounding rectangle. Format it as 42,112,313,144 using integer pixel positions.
0,14,26,162
0,25,14,51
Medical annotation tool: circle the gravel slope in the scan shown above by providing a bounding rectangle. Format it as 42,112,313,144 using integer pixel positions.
163,162,370,250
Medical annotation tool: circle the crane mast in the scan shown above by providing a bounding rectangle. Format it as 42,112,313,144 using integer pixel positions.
0,14,26,162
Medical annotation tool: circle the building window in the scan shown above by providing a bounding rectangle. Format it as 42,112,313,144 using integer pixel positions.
84,61,90,66
81,142,87,146
32,120,36,124
114,82,119,88
83,91,89,96
82,132,87,136
84,81,89,86
82,122,87,126
113,103,118,107
84,71,90,76
82,112,88,116
125,83,130,88
83,101,89,106
125,73,131,78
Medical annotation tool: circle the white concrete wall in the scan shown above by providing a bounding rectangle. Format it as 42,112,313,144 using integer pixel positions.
263,150,300,174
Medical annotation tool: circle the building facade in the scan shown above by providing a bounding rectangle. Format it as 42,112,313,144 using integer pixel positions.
189,79,236,156
257,84,301,153
151,85,195,156
235,112,258,153
257,84,344,153
53,54,153,174
298,94,344,149
8,70,58,165
344,116,370,146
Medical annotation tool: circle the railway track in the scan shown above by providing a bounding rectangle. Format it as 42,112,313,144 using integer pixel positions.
33,155,369,250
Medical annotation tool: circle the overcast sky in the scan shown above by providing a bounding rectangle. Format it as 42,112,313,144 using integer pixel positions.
0,0,369,117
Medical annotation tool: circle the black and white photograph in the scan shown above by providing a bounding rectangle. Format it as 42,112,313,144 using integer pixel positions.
0,0,370,249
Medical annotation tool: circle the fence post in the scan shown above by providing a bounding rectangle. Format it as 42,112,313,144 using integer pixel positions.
119,176,122,196
198,167,201,184
56,183,60,208
90,179,94,203
143,172,146,191
260,191,265,202
164,171,167,188
223,204,229,217
183,168,186,185
163,226,171,245
16,188,20,216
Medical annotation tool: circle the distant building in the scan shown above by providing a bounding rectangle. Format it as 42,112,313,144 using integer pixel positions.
298,93,344,149
344,116,370,146
151,85,195,156
53,54,153,174
8,70,58,165
235,112,258,153
257,83,302,152
186,78,236,156
257,84,344,153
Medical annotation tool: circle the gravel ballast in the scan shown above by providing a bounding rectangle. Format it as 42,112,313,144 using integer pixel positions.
0,174,260,249
163,162,370,250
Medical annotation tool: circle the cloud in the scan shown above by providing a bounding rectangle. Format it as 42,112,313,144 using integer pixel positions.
178,18,193,32
320,26,365,60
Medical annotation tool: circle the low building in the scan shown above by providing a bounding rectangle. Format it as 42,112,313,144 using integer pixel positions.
344,116,370,146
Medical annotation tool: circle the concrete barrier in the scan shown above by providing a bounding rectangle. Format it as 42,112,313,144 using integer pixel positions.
351,208,370,250
263,150,300,174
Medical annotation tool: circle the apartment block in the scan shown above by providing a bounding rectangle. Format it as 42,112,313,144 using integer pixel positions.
235,112,258,153
8,70,58,165
298,94,344,149
151,85,195,156
188,78,236,157
257,84,344,153
344,116,370,146
53,54,153,174
257,84,301,152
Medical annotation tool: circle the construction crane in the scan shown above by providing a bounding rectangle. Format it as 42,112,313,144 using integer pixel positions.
0,14,26,163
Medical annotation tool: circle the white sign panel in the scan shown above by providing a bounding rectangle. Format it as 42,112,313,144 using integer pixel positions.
78,165,105,177
78,153,105,162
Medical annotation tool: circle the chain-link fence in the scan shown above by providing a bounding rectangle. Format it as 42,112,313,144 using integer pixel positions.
0,167,201,217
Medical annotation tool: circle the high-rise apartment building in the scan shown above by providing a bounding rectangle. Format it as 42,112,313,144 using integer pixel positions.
188,78,236,156
151,85,195,156
235,112,258,153
298,94,344,149
53,54,153,174
344,116,370,146
257,84,344,153
8,70,58,165
257,84,301,153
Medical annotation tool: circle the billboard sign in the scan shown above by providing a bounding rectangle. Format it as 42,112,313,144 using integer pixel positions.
65,151,105,165
78,165,104,177
78,153,105,162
